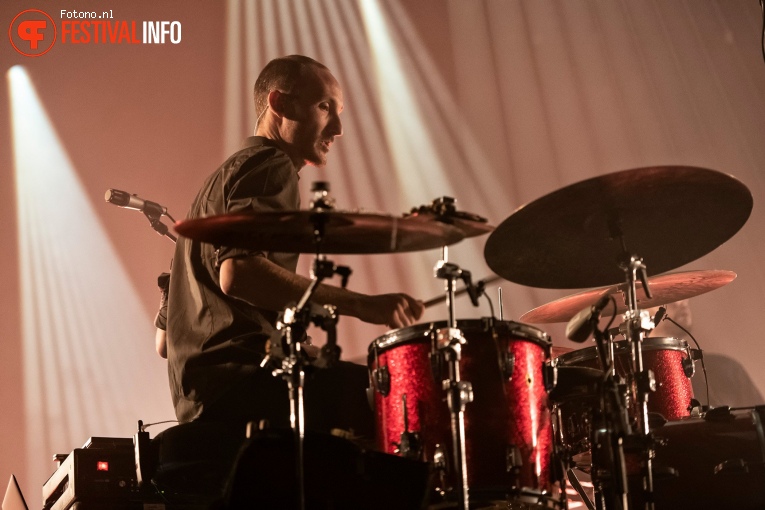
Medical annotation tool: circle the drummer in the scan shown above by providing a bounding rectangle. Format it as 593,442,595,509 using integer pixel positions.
164,55,424,433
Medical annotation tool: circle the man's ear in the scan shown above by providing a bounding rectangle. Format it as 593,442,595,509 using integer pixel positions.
268,90,289,118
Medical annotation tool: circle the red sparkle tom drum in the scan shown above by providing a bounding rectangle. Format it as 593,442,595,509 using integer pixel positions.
368,318,561,507
556,337,696,419
552,337,697,456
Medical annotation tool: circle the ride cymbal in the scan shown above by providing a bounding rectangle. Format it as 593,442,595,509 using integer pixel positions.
485,166,752,288
520,269,736,323
174,209,465,254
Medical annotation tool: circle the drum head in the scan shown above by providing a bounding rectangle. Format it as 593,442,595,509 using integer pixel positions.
549,366,603,403
556,337,689,367
369,318,550,357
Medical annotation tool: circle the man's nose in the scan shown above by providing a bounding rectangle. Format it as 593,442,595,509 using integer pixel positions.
328,114,342,137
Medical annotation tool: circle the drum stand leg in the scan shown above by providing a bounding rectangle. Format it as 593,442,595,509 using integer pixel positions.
262,252,350,510
434,248,474,510
621,255,657,510
567,468,596,510
591,253,658,510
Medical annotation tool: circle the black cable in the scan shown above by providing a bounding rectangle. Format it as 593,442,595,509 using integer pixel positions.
140,419,179,432
603,296,618,331
664,315,711,409
481,290,512,400
483,291,496,320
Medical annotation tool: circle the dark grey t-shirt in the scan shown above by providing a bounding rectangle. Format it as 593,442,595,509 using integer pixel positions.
167,136,300,423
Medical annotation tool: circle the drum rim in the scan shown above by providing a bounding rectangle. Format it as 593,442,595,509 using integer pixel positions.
555,336,690,366
368,318,551,354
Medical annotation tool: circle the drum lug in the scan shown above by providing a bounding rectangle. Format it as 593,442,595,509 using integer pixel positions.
393,430,422,460
433,444,448,470
682,356,695,378
373,366,390,396
480,316,495,332
543,363,557,392
431,444,450,499
429,350,445,383
393,393,423,460
501,351,516,379
689,398,703,416
506,444,523,473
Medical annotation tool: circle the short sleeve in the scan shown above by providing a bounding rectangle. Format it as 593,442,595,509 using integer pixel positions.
214,152,299,266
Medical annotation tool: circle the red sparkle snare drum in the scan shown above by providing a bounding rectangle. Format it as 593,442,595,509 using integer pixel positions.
368,319,561,506
553,337,696,455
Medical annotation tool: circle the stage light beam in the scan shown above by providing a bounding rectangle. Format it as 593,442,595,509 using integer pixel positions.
8,65,172,496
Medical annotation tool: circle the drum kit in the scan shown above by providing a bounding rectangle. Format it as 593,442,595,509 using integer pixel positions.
175,166,764,510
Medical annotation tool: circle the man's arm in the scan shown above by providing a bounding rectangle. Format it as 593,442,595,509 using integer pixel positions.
219,256,423,329
154,271,171,359
155,328,167,359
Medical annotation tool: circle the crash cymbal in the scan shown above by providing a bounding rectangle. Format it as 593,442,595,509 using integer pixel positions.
174,209,465,254
485,166,752,289
520,269,736,323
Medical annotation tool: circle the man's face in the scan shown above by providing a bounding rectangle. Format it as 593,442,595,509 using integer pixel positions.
281,66,343,168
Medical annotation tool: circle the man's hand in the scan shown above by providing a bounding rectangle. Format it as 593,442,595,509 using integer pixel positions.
357,293,425,329
219,256,425,329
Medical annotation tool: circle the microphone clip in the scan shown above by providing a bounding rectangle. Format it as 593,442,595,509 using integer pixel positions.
459,269,482,307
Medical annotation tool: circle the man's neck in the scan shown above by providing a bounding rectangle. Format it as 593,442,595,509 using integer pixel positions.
254,128,304,171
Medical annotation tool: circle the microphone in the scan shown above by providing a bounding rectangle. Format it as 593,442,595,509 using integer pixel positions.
461,270,481,307
105,189,167,216
468,279,487,308
652,306,667,326
566,294,611,343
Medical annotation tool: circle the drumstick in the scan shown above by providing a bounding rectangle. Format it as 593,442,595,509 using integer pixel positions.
423,275,502,308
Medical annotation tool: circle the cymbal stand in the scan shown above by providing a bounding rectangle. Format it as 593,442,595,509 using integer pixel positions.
591,325,631,510
620,254,656,510
620,256,653,434
433,246,473,510
262,185,351,510
264,255,348,510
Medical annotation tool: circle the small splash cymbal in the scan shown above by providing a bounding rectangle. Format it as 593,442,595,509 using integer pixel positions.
520,269,736,323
